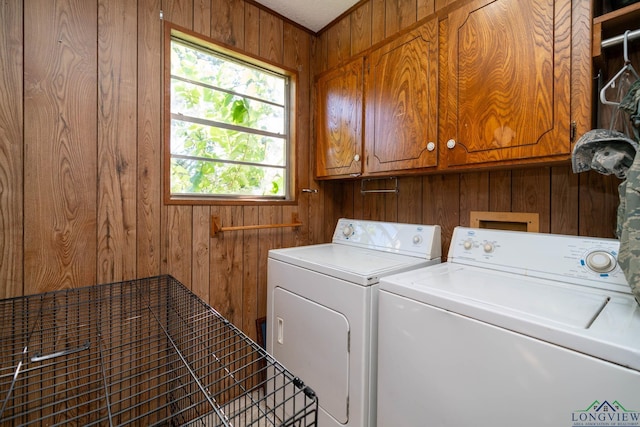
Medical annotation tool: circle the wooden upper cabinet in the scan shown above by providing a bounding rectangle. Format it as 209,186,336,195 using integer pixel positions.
316,57,364,178
364,19,439,174
442,0,572,167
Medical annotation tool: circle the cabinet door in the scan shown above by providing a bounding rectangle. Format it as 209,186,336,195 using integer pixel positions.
364,19,438,174
442,0,571,167
316,57,364,178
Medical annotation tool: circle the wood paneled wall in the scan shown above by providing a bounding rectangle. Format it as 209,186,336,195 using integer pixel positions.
315,169,621,261
0,0,623,342
0,0,313,343
0,1,23,299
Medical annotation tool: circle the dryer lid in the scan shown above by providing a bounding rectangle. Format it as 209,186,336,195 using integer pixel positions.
269,243,438,285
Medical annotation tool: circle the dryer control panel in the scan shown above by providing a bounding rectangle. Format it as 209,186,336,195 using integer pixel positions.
332,218,442,260
449,227,630,293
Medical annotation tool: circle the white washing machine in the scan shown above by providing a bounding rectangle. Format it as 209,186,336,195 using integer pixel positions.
267,218,441,427
377,226,640,427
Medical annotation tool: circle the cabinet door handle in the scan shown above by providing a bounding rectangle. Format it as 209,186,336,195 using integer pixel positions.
427,142,436,152
446,139,456,149
353,154,360,162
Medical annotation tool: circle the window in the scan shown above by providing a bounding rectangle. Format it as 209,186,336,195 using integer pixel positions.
165,27,295,203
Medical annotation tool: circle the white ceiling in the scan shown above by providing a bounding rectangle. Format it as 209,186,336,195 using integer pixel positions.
253,0,361,32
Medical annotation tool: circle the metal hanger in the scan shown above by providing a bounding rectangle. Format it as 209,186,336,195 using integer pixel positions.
600,30,640,106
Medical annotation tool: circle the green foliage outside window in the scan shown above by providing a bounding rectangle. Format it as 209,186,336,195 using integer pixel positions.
169,39,289,198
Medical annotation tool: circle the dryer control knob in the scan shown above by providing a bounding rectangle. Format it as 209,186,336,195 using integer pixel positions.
342,225,354,237
483,243,494,253
463,240,473,249
413,235,423,245
586,251,616,273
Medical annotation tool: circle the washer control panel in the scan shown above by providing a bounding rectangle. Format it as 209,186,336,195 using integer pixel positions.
449,227,629,292
332,218,442,259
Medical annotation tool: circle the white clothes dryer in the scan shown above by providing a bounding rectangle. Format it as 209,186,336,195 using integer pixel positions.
267,219,441,427
377,226,640,427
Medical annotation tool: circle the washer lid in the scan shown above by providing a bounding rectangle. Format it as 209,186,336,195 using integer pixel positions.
392,265,608,328
380,263,640,370
269,243,438,286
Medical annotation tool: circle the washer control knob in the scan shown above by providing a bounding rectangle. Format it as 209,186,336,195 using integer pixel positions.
447,139,456,149
483,243,494,253
463,240,473,249
342,225,354,237
585,251,616,273
427,142,436,152
413,235,423,244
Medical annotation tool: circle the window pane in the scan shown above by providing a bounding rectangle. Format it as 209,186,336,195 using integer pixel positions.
168,34,291,201
171,42,285,105
171,158,285,197
171,78,285,134
171,119,286,166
